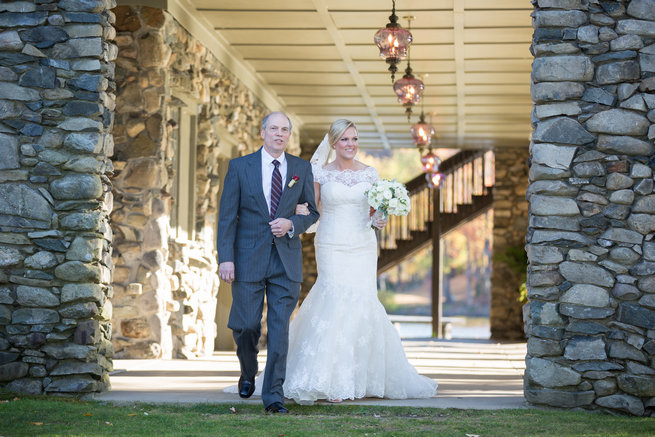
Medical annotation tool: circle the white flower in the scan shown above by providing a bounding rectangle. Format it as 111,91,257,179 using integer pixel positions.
364,178,411,218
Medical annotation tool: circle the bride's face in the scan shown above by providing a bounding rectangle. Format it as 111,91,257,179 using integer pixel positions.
334,127,358,160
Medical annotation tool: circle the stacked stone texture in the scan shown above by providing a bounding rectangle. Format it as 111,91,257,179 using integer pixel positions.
527,0,655,416
0,0,117,395
491,148,530,340
297,144,318,305
110,6,276,359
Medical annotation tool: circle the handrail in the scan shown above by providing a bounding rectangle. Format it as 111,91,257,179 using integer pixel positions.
377,149,494,272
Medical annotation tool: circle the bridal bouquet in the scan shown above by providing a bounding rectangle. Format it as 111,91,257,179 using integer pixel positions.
365,179,411,228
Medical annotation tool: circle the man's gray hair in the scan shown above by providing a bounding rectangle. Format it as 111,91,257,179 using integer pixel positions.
261,112,292,131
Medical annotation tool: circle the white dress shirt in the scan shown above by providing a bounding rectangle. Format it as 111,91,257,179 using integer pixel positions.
261,148,287,213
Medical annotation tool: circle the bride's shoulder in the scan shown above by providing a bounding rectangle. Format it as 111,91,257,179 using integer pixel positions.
311,162,328,184
351,162,379,183
358,163,379,176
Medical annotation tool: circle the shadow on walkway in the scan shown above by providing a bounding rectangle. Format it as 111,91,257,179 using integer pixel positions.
97,340,528,410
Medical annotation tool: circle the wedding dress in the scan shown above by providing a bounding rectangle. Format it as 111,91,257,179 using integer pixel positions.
281,164,438,404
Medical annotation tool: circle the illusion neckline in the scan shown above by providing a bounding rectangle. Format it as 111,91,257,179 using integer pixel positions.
320,166,373,173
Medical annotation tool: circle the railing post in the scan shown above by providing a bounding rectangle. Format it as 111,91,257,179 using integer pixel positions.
431,188,442,338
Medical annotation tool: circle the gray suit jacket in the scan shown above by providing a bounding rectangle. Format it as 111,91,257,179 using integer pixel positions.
217,148,319,283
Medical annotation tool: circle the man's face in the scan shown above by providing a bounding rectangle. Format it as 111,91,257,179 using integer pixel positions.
261,113,291,157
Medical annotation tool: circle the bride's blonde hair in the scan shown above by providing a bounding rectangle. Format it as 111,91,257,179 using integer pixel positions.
328,119,358,147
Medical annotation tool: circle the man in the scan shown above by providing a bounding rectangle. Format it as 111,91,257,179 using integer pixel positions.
217,112,319,414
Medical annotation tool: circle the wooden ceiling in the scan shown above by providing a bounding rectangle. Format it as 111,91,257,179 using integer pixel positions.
186,0,533,149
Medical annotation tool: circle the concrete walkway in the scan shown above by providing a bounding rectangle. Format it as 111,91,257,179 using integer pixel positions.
96,340,528,410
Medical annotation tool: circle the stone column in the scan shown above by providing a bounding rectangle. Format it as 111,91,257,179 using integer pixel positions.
491,148,530,340
527,0,655,416
0,0,116,395
110,4,174,359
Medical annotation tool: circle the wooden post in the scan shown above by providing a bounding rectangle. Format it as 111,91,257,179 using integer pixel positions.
431,188,443,338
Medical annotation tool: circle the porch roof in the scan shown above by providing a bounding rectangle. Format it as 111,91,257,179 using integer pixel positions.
122,0,533,150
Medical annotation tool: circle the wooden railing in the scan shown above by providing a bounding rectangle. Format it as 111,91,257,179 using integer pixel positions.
377,149,495,274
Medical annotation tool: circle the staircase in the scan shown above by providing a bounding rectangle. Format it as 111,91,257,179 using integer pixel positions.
377,149,495,274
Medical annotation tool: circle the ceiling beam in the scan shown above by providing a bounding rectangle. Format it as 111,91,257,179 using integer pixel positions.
453,2,465,147
311,0,391,149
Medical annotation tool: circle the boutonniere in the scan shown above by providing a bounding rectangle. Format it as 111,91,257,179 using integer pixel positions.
288,175,300,188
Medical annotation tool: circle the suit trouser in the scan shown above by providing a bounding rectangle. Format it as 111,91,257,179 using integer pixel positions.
228,245,300,407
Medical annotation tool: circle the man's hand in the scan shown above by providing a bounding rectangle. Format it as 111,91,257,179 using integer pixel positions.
269,218,293,237
219,262,235,283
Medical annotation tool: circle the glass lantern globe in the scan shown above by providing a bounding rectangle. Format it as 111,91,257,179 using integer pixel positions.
411,113,435,147
393,69,424,106
374,1,412,82
426,172,445,189
420,151,441,173
374,26,412,61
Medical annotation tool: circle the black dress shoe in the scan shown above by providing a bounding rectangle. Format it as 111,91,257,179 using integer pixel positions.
238,376,255,399
264,402,289,414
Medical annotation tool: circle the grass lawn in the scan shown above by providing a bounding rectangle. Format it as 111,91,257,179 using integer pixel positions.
1,393,653,436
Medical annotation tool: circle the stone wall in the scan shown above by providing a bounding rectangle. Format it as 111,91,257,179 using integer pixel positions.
527,0,655,416
110,5,276,358
491,148,530,340
298,143,318,303
0,0,116,395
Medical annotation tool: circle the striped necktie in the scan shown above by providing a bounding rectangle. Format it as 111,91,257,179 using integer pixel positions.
270,159,282,219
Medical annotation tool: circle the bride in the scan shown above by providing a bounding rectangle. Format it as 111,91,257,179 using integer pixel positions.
228,119,438,404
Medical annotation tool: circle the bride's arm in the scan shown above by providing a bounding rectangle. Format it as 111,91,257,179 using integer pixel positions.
368,167,387,230
314,181,321,207
298,182,322,233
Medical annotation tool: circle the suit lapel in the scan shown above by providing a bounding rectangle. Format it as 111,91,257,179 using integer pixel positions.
247,149,270,217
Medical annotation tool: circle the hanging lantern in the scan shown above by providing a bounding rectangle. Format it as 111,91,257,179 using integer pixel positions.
420,150,441,173
374,0,412,82
393,16,422,121
426,171,445,189
411,111,435,147
393,64,423,113
422,147,443,189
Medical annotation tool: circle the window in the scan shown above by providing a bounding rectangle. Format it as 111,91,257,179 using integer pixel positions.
169,94,198,241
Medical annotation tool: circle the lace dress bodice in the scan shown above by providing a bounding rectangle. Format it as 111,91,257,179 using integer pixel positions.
311,165,378,248
312,165,379,187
